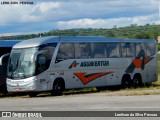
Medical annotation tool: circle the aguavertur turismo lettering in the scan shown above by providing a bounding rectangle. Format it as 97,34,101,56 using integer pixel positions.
80,61,109,67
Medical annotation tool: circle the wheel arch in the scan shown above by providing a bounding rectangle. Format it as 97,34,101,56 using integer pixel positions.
133,73,142,81
121,74,131,83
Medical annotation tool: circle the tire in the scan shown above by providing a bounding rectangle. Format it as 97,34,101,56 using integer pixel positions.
132,77,143,88
28,92,38,97
51,80,64,96
121,76,131,89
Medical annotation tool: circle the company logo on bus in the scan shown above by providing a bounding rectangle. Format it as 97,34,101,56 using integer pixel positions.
69,61,79,69
69,60,109,69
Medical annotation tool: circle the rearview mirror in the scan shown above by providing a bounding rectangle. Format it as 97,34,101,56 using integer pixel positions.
0,53,10,65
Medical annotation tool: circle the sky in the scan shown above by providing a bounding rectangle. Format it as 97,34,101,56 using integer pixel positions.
0,0,160,36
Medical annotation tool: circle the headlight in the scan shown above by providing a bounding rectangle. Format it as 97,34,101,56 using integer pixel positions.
25,80,33,85
7,79,11,83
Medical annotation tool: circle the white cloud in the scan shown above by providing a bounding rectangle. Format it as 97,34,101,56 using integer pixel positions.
0,1,62,25
32,2,60,13
0,0,159,25
0,0,159,34
56,14,160,29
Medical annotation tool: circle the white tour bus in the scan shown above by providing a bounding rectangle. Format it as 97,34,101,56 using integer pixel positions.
6,36,157,97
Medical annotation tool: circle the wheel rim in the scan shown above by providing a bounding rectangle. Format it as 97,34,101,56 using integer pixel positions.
122,80,130,88
133,78,142,87
55,81,62,91
53,80,63,95
55,83,62,92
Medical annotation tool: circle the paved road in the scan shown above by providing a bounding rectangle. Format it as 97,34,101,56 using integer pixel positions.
0,93,160,111
0,93,160,120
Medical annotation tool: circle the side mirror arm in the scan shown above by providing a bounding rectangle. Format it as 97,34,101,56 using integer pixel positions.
0,53,10,65
31,50,47,63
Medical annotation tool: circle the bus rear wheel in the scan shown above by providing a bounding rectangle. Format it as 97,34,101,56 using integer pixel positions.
121,75,131,89
51,79,64,96
132,76,143,88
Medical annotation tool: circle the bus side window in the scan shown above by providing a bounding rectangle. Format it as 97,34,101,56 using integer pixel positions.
121,43,127,57
40,43,56,66
75,43,91,59
121,43,135,57
36,43,56,74
92,43,106,58
136,43,146,58
146,43,156,57
37,54,47,73
107,43,120,58
56,43,75,62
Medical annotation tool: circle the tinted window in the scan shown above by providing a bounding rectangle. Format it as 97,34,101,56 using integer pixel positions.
91,43,107,58
146,43,156,57
56,43,75,62
136,43,146,57
39,43,56,61
121,43,135,57
37,43,56,73
75,43,91,59
107,43,120,58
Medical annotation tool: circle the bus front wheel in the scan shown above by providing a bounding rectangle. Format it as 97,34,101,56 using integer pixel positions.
51,79,64,96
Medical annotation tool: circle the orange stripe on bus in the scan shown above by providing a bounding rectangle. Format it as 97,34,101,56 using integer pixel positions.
74,72,113,85
132,59,142,68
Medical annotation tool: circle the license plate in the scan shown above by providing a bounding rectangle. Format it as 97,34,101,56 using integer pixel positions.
15,88,21,91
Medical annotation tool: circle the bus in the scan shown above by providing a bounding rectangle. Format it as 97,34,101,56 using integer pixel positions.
6,36,157,97
0,40,21,92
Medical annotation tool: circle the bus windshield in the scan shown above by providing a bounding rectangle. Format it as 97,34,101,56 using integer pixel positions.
7,43,57,80
7,47,38,79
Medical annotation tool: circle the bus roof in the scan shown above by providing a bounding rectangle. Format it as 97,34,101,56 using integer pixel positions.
13,36,59,49
60,36,157,43
13,36,157,49
0,40,21,47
